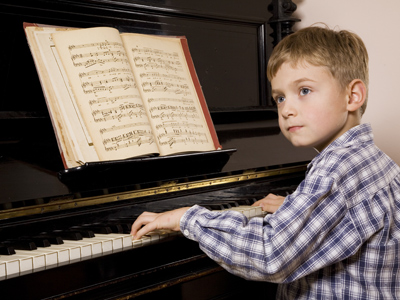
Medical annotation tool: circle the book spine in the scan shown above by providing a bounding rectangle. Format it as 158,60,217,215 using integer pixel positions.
179,38,222,150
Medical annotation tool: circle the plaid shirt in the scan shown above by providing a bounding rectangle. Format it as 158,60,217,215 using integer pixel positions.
180,123,400,299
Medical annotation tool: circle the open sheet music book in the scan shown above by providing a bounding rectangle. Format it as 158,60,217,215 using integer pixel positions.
24,24,221,169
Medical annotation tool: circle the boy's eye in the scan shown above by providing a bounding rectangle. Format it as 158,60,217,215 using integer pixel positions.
300,88,311,96
275,96,285,104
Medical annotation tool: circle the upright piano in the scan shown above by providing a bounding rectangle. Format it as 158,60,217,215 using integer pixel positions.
0,0,316,299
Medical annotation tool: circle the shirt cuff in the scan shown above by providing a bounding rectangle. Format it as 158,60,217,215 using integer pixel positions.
180,204,206,241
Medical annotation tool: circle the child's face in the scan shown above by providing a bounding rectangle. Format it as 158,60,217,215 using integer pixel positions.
271,61,351,152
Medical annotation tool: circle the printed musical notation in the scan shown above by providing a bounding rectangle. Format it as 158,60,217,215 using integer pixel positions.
91,102,146,122
146,98,208,148
89,95,151,151
132,47,182,72
69,41,128,67
81,75,136,94
139,72,185,81
102,126,155,152
65,38,156,154
141,80,190,95
154,118,209,148
127,42,211,149
68,40,135,96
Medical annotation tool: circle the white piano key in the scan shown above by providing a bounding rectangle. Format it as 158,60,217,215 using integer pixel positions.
155,229,174,240
120,234,134,249
132,238,142,248
45,245,70,265
49,244,80,263
79,238,103,256
254,206,265,216
0,260,5,280
14,256,33,275
104,233,134,249
95,234,123,252
130,230,177,248
0,254,32,277
14,250,46,271
227,206,250,218
145,232,160,242
0,256,21,278
141,235,152,245
243,206,257,217
62,241,92,260
90,236,113,254
29,248,58,268
226,205,264,218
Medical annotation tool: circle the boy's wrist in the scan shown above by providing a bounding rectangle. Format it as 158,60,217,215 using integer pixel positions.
180,205,206,240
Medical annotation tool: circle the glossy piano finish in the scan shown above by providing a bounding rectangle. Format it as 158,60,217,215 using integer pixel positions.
0,0,315,203
0,168,304,299
0,0,312,299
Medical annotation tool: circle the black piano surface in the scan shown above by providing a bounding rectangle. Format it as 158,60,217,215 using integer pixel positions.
0,0,316,299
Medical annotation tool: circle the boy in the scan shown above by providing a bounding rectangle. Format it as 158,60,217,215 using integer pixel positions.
131,26,400,299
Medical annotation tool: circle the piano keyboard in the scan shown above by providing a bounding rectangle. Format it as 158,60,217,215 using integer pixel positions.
0,204,266,280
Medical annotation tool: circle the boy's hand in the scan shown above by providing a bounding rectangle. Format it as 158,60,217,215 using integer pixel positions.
130,207,190,240
252,194,285,213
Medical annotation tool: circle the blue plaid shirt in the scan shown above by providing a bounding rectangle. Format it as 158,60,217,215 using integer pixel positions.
180,123,400,299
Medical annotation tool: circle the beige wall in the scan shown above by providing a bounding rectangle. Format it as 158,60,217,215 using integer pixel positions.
291,0,400,164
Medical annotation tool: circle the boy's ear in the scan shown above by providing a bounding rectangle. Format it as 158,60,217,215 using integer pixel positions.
347,79,366,112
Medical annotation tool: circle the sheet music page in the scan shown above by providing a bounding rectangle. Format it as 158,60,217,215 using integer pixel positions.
52,27,159,161
28,27,100,166
121,33,215,156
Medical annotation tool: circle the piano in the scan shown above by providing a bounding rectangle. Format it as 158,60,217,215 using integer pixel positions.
0,0,316,299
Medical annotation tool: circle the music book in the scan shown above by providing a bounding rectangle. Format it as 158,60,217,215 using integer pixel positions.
24,24,221,169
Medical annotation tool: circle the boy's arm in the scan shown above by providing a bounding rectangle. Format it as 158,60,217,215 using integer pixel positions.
130,192,285,239
130,207,191,239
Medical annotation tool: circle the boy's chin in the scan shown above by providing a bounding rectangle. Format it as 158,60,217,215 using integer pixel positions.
289,140,319,151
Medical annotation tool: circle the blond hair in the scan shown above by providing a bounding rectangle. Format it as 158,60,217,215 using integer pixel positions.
267,25,369,115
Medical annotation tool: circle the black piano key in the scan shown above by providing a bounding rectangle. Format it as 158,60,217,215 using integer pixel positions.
213,197,258,206
200,203,225,210
108,220,132,234
27,236,51,247
69,227,95,238
4,239,37,251
200,205,212,210
78,224,113,234
269,188,291,196
241,196,265,205
114,217,141,232
221,201,241,207
116,216,139,223
50,230,83,241
207,202,235,209
230,199,250,206
37,233,64,245
0,243,16,255
3,236,50,249
103,223,123,233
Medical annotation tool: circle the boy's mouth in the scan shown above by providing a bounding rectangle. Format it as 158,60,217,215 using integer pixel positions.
288,125,303,132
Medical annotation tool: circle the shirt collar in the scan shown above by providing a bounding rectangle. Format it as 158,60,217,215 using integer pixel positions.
306,123,374,173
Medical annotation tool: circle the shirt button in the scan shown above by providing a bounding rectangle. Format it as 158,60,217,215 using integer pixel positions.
183,229,190,236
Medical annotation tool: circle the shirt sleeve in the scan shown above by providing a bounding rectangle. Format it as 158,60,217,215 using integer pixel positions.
180,174,365,283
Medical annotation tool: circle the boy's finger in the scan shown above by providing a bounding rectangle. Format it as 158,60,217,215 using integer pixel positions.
130,211,157,236
132,222,157,240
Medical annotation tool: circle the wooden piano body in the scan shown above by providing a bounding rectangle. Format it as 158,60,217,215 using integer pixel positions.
0,0,316,299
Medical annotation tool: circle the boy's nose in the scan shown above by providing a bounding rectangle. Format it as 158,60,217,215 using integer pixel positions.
281,100,297,118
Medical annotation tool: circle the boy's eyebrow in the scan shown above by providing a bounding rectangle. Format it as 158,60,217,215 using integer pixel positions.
271,77,316,95
293,77,316,84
